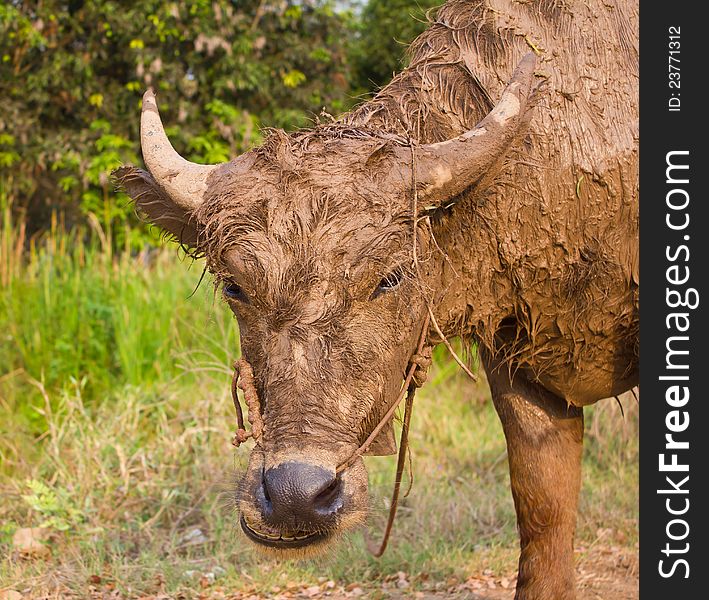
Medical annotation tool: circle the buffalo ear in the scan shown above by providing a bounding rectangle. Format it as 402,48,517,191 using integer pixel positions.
363,421,397,456
113,165,199,248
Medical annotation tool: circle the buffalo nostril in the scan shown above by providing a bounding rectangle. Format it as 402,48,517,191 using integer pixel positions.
312,476,342,513
255,468,273,518
261,468,271,503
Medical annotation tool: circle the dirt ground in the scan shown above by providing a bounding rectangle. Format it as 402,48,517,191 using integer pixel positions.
464,546,638,600
318,547,638,600
354,545,639,600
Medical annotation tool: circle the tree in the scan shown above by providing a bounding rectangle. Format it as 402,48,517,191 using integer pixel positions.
349,0,441,93
0,0,355,245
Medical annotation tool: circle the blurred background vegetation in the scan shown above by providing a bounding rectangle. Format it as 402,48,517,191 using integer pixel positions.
0,0,438,245
0,2,637,597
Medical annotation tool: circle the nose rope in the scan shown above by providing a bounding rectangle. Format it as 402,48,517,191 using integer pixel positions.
363,312,431,557
335,313,431,473
229,313,432,557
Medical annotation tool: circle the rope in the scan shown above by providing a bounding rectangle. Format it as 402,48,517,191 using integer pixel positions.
336,313,431,473
366,367,419,557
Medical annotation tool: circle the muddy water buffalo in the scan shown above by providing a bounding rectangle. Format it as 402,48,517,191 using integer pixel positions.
116,0,638,597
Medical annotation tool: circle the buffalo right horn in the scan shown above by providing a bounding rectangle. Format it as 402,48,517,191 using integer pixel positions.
412,53,538,205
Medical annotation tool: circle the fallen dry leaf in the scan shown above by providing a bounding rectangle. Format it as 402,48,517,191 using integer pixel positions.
0,590,24,600
12,527,52,559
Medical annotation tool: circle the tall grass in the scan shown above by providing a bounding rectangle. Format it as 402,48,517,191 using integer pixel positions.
1,203,238,443
0,209,638,597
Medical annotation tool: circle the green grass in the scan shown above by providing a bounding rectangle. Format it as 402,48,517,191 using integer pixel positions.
0,216,638,598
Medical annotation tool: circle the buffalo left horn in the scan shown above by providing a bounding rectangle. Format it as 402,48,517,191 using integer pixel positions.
140,88,220,211
411,53,538,205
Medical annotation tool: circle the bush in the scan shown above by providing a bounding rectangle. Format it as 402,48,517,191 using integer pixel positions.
0,0,355,248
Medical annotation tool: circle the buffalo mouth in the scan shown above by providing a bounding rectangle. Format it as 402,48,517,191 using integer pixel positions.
240,515,327,549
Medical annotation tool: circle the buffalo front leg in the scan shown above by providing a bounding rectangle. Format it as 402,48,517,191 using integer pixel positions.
483,356,584,600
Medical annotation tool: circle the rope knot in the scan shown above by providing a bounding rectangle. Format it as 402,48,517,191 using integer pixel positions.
231,428,252,447
409,345,433,388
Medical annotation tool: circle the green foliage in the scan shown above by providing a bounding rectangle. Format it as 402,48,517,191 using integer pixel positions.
0,0,355,247
0,521,15,547
22,479,85,531
350,0,442,92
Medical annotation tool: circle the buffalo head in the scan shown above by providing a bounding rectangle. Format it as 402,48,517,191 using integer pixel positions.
117,55,536,555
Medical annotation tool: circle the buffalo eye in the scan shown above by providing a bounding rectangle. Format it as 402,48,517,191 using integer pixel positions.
223,281,249,303
371,267,404,299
